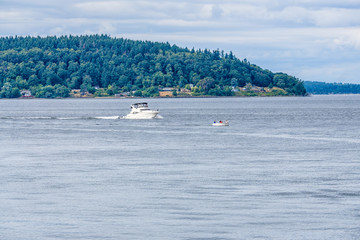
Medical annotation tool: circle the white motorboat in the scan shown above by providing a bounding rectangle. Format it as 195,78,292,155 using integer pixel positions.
212,120,229,126
124,102,160,119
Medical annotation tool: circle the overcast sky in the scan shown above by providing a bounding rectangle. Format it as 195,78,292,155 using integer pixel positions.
1,0,360,83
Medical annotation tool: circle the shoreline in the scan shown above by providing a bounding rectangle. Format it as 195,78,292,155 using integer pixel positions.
5,94,312,100
2,94,360,100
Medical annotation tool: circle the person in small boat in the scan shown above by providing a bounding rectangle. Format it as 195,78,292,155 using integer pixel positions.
219,120,223,123
214,120,216,123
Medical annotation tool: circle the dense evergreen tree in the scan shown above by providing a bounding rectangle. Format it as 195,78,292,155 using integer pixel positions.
0,35,307,98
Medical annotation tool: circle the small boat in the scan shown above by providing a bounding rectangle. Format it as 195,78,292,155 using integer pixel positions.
212,120,229,126
123,102,160,119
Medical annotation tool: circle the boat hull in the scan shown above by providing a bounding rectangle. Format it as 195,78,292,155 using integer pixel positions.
212,122,229,126
123,111,159,119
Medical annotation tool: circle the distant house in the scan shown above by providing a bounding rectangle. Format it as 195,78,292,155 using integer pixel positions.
115,92,131,97
159,87,174,97
161,87,174,91
20,90,34,98
232,86,239,92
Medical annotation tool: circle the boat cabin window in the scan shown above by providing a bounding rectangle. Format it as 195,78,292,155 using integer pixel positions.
132,102,148,108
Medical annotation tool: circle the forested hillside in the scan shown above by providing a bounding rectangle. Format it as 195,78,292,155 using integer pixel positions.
0,35,306,98
304,81,360,94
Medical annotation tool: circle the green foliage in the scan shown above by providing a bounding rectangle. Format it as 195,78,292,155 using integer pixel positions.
94,88,109,97
106,84,119,96
30,84,70,98
55,85,70,98
133,90,143,97
273,73,306,96
142,86,159,97
208,86,234,96
0,35,307,98
196,77,216,94
0,82,20,98
304,81,360,94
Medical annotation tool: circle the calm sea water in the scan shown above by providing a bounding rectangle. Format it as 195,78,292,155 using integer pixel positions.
0,95,359,240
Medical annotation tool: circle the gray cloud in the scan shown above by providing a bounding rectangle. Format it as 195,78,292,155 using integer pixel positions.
1,0,360,83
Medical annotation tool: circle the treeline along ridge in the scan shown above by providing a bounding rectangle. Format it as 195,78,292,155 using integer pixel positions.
0,35,307,98
304,81,360,94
